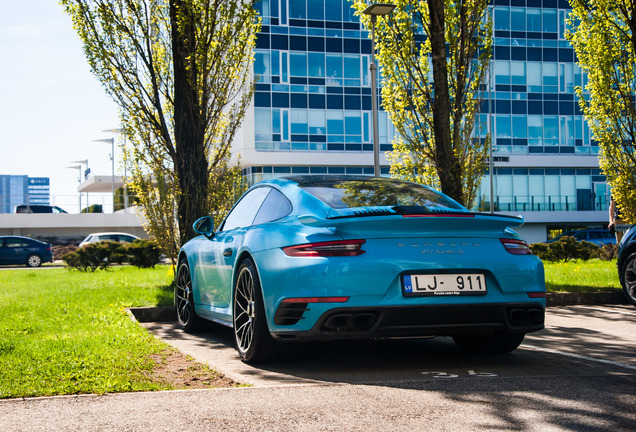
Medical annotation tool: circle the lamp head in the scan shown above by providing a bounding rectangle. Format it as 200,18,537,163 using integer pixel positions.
363,3,396,17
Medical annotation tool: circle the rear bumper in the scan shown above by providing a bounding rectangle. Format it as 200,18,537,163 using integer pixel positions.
271,302,545,342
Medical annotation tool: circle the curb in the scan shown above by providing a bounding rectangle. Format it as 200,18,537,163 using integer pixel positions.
546,291,627,307
129,292,629,324
129,306,177,323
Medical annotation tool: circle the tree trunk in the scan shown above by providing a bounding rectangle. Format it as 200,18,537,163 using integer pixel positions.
427,0,463,203
170,0,209,243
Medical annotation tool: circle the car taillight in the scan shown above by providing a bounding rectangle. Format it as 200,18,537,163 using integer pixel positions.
500,238,532,255
283,239,366,257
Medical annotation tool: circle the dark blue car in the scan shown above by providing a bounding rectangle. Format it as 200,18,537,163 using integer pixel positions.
0,236,53,267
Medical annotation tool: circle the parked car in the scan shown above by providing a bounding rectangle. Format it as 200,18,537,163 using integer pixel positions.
617,225,636,307
15,205,67,214
79,232,140,247
546,229,615,246
0,236,53,267
175,175,546,363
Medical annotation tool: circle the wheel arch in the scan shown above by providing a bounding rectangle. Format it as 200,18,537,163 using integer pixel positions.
231,250,273,327
618,246,636,283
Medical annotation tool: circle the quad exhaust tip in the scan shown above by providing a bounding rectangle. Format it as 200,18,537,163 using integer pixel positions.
322,312,378,332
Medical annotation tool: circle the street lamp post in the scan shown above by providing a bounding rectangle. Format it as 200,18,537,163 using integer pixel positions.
71,159,89,211
65,164,82,213
363,3,396,178
103,128,128,211
93,137,115,212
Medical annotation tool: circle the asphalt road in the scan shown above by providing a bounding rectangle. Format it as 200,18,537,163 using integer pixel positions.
1,305,635,431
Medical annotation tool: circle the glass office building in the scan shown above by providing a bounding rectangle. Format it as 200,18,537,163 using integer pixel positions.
235,0,607,242
0,175,50,214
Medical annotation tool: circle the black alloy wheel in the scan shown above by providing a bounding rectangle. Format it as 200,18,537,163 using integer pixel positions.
620,253,636,306
175,260,201,332
233,258,287,363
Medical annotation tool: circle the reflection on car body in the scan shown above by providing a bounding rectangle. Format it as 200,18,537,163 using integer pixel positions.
617,225,636,307
175,176,546,363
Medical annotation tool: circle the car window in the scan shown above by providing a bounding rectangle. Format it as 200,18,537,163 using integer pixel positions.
573,232,586,240
119,235,136,243
100,235,119,242
253,188,292,225
588,231,603,239
300,178,466,212
5,238,26,248
221,187,271,231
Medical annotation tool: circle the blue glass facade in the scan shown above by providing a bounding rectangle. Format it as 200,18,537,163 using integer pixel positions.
0,176,50,214
246,0,608,228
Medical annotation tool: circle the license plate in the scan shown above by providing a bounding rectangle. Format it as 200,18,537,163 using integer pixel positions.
403,273,487,296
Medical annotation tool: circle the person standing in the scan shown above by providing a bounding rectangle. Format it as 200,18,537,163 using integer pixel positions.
609,196,627,243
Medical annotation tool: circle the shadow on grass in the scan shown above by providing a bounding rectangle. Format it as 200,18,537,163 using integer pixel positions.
155,283,175,306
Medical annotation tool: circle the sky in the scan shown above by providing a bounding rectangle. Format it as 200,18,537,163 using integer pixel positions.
0,1,121,211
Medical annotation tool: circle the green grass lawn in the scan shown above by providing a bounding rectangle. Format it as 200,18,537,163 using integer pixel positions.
0,266,177,399
544,259,621,292
0,260,623,399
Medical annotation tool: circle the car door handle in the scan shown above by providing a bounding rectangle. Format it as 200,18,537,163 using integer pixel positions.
223,248,233,257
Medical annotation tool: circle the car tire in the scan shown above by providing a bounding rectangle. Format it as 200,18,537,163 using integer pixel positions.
26,254,42,268
620,252,636,306
174,260,202,332
233,258,287,363
453,331,525,355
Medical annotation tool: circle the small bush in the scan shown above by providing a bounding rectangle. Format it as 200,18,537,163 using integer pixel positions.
530,236,600,262
126,240,163,268
62,240,161,271
599,243,618,261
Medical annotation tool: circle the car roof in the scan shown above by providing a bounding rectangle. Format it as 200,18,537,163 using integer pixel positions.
0,235,43,242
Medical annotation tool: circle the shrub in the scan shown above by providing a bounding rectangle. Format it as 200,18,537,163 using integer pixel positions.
62,240,161,271
126,240,163,268
530,236,600,262
599,243,618,261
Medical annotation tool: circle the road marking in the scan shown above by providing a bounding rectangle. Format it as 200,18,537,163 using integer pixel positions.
577,306,636,317
522,344,636,371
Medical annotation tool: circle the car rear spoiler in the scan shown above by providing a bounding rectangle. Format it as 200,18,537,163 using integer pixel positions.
298,212,524,237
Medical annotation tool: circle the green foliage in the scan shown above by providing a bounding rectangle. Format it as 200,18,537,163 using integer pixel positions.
599,242,619,261
113,186,138,212
0,267,175,398
566,0,636,223
61,0,261,257
62,240,162,271
530,236,600,262
544,259,621,292
352,0,492,207
126,239,163,268
81,204,103,213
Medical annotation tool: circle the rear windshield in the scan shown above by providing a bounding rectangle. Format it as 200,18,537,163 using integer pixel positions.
300,178,466,212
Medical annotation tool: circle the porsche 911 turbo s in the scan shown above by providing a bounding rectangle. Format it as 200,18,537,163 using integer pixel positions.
175,176,546,363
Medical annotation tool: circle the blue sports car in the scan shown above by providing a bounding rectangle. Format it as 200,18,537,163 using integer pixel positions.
175,176,546,362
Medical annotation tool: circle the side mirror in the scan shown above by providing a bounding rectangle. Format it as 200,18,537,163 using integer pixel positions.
193,216,214,237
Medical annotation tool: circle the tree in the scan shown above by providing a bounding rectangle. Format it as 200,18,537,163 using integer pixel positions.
61,0,259,255
566,0,636,223
353,0,492,207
